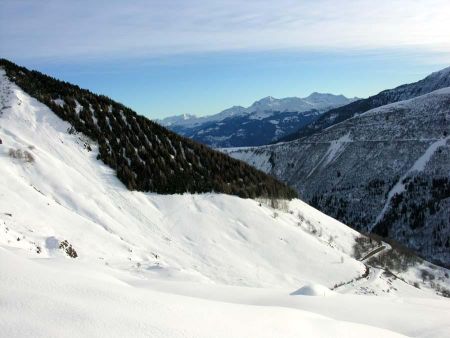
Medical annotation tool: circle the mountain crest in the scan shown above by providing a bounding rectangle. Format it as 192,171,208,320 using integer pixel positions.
158,92,358,147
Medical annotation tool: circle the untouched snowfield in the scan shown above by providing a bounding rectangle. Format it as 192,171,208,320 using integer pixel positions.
1,70,449,337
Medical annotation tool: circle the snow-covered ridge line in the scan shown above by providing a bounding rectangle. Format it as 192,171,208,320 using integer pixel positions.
157,93,358,128
278,66,450,143
156,92,359,148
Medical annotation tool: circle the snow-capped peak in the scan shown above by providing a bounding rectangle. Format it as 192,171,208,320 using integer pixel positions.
158,93,357,128
155,113,197,126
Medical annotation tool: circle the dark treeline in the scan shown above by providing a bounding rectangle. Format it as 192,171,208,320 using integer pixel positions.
373,176,450,246
1,59,296,200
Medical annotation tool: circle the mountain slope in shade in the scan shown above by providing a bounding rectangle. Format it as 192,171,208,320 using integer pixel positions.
158,93,357,147
0,65,449,337
279,66,450,142
225,86,450,267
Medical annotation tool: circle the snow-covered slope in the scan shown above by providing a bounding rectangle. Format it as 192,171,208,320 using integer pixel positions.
1,70,449,337
0,70,364,287
225,87,450,266
0,249,418,338
157,93,357,147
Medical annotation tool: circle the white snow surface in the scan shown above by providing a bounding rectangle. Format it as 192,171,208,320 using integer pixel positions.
291,283,335,296
74,99,83,114
0,70,449,338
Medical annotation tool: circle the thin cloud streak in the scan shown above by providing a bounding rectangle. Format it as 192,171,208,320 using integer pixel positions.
1,0,449,61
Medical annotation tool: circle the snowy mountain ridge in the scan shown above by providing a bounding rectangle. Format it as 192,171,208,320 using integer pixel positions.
158,93,357,128
279,66,450,142
157,93,357,147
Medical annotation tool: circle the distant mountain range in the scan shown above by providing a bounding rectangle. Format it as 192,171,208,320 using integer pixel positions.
225,66,450,267
158,93,358,147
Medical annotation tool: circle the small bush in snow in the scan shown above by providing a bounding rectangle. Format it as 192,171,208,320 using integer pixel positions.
23,150,34,162
59,240,78,258
256,198,289,212
8,148,35,162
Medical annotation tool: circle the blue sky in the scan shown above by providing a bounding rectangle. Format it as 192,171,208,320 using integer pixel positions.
1,0,449,118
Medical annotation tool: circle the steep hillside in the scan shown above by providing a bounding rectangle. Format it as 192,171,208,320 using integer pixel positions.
159,94,357,147
1,65,449,338
279,66,450,142
0,59,296,200
225,88,450,266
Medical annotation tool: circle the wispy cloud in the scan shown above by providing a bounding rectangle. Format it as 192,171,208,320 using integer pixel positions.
1,0,449,61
